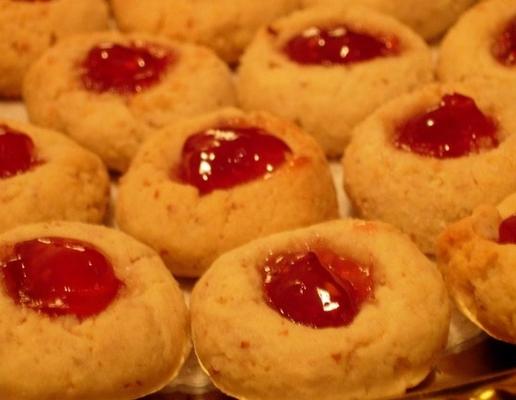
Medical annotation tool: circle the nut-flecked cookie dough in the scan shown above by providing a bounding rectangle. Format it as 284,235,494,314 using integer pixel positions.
191,219,450,400
439,0,516,86
0,119,109,233
23,31,236,172
0,0,109,98
0,221,190,400
116,108,339,277
110,0,300,63
237,6,433,157
437,192,516,344
343,82,516,255
302,0,477,40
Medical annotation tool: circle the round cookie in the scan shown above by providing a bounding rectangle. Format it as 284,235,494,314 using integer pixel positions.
437,192,516,344
23,31,236,172
237,6,433,157
438,0,516,86
343,82,516,254
0,221,190,400
0,0,109,98
110,0,300,64
301,0,477,40
115,108,339,277
191,219,450,400
0,119,109,233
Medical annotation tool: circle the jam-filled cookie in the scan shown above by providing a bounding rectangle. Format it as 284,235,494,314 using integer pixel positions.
439,0,516,86
23,31,236,172
116,108,338,277
237,6,433,157
110,0,299,64
0,221,190,400
0,0,109,98
343,82,516,254
302,0,477,41
191,219,450,400
0,120,109,233
437,193,516,344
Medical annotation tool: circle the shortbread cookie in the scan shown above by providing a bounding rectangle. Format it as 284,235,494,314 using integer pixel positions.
0,120,109,233
191,219,450,400
0,0,109,98
344,82,516,254
0,221,190,400
116,108,338,277
110,0,299,64
302,0,476,40
437,192,516,344
439,0,516,86
237,6,433,157
23,31,236,172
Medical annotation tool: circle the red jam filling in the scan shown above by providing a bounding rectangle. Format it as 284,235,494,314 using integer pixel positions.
1,237,122,319
179,126,292,195
492,17,516,66
0,125,40,179
395,93,498,158
283,25,400,65
262,248,374,328
499,215,516,244
81,42,173,94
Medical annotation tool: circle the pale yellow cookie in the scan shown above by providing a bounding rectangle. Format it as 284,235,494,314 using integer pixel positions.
191,219,450,400
116,108,338,277
0,120,109,233
344,82,516,255
237,6,433,157
23,31,236,172
0,0,109,98
437,193,516,344
0,221,190,400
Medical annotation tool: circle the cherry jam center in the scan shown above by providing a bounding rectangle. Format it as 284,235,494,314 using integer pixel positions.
0,125,40,179
492,17,516,66
262,248,374,328
499,215,516,244
395,93,498,158
81,42,173,94
1,237,122,319
178,126,292,195
283,25,400,65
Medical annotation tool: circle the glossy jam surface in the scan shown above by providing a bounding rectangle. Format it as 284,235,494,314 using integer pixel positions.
262,248,374,328
395,93,498,158
0,125,40,179
179,126,292,194
283,25,400,65
499,215,516,244
81,42,173,94
1,237,122,319
492,17,516,66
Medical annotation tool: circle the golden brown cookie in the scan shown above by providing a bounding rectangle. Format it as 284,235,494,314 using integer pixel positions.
116,108,338,277
191,219,450,400
0,119,109,233
23,31,236,172
0,0,109,98
237,6,433,157
0,221,190,400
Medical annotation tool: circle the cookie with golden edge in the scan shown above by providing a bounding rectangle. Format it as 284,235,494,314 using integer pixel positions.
0,221,190,400
0,119,109,233
116,108,338,277
0,0,109,98
437,192,516,344
191,219,450,400
23,31,236,172
343,82,516,255
237,6,433,157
